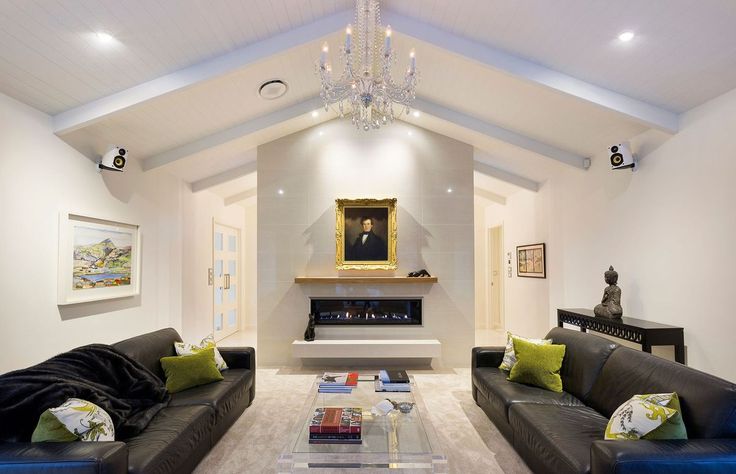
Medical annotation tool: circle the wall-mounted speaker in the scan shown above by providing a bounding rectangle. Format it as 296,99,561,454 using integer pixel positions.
608,142,635,171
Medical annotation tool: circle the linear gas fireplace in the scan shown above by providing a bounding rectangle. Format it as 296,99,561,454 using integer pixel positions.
310,298,422,325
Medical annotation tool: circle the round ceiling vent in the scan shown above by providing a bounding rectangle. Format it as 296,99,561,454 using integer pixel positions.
258,79,288,100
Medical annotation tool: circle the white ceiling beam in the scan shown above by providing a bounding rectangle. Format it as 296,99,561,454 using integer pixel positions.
190,162,257,193
474,187,507,205
142,96,323,171
415,97,587,169
473,160,540,192
224,188,257,206
51,10,353,135
384,10,679,133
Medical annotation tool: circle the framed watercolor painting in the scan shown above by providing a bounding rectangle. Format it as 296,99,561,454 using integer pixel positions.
335,198,397,270
517,243,546,278
57,212,141,305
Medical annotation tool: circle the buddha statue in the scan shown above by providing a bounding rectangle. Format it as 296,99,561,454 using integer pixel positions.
594,266,623,319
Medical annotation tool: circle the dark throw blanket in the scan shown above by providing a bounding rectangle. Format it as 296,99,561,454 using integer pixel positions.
0,344,170,442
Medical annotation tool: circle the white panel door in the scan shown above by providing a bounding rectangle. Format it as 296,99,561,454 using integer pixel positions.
213,222,240,341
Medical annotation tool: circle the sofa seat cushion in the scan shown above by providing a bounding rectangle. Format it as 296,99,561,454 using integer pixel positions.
475,367,585,421
125,405,214,474
509,404,609,474
168,369,253,409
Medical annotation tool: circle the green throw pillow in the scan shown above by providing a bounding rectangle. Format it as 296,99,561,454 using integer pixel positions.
160,347,224,393
498,332,552,371
605,393,688,440
507,337,566,392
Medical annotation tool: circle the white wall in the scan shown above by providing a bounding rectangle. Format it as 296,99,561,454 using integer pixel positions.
0,93,183,373
257,119,475,367
480,87,736,381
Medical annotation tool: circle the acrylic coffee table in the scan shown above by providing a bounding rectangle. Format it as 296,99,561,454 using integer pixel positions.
277,375,447,472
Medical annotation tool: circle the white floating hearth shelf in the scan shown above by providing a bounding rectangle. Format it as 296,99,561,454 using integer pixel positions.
294,276,438,284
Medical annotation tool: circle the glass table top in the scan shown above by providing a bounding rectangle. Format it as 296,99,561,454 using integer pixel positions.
278,374,447,472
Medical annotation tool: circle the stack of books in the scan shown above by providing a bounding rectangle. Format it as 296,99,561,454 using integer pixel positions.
309,407,362,444
318,372,358,393
374,369,411,392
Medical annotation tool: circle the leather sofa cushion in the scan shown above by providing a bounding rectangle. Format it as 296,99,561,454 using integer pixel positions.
126,405,214,474
474,367,585,421
545,328,618,403
113,328,182,381
168,369,253,415
587,346,736,439
509,403,609,474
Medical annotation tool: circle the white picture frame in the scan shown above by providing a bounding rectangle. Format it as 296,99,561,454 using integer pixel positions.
57,212,141,305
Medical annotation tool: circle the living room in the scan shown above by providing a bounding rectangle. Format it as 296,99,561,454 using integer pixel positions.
1,1,735,473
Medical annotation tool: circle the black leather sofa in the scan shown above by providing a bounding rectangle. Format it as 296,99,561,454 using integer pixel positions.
472,327,736,474
0,328,255,474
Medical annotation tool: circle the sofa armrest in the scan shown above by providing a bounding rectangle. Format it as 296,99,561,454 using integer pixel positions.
591,439,736,474
0,442,127,474
219,347,255,370
472,346,505,369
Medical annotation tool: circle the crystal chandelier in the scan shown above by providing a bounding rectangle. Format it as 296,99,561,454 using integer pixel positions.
317,0,418,131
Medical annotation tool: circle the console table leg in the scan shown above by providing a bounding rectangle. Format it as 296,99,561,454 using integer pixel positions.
642,342,652,353
675,345,685,364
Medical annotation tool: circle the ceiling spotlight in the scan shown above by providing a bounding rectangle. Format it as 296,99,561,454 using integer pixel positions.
311,111,319,118
618,31,635,42
94,32,115,45
407,131,413,136
318,131,324,136
258,79,288,100
447,188,453,193
412,111,421,118
277,189,284,195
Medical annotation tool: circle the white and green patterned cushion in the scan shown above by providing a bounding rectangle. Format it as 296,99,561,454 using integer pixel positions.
175,333,228,371
605,393,686,440
31,398,114,442
499,332,552,371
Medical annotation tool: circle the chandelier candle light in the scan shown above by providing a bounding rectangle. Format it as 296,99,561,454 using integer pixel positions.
317,0,419,131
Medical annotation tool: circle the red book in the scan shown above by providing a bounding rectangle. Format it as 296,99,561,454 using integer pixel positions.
309,407,362,434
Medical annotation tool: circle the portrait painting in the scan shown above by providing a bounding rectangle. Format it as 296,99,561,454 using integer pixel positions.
335,198,397,270
58,212,141,304
517,243,546,278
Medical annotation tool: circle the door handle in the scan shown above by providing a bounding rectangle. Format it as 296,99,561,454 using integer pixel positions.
224,274,231,289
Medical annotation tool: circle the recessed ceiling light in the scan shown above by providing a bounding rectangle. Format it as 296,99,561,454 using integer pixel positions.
407,131,413,136
258,79,288,100
412,110,420,118
618,31,635,42
311,111,319,118
277,189,284,195
94,32,116,45
318,131,324,136
447,188,453,193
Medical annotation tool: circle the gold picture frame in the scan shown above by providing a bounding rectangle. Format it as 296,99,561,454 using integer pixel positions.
516,243,546,278
335,198,397,270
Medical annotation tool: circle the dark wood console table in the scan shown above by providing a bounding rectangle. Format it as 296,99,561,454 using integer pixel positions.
557,308,685,364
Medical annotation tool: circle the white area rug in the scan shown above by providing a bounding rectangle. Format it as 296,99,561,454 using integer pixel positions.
195,368,531,474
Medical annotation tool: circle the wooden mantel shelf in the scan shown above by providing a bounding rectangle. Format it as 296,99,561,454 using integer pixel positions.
294,276,438,284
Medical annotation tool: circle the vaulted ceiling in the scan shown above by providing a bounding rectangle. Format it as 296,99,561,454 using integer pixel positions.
2,0,736,201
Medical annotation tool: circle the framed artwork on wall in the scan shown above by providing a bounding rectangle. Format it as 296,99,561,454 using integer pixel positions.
57,212,141,305
517,243,546,278
335,198,397,270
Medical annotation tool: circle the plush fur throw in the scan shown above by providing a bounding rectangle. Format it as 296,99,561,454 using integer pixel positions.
0,344,169,442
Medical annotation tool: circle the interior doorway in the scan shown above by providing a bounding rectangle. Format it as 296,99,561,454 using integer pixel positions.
213,222,241,341
488,225,504,329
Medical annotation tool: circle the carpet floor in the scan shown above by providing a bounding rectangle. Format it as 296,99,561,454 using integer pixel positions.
194,368,532,474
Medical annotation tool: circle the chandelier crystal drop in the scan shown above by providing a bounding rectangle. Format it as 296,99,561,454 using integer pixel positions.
317,0,419,131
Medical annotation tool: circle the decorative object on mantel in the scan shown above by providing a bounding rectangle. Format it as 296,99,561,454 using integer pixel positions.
304,313,316,342
407,269,431,277
294,276,437,284
516,243,546,278
316,0,419,131
335,198,397,270
594,266,623,319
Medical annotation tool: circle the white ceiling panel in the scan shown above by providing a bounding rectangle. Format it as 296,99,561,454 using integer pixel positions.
384,0,736,112
58,33,341,160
